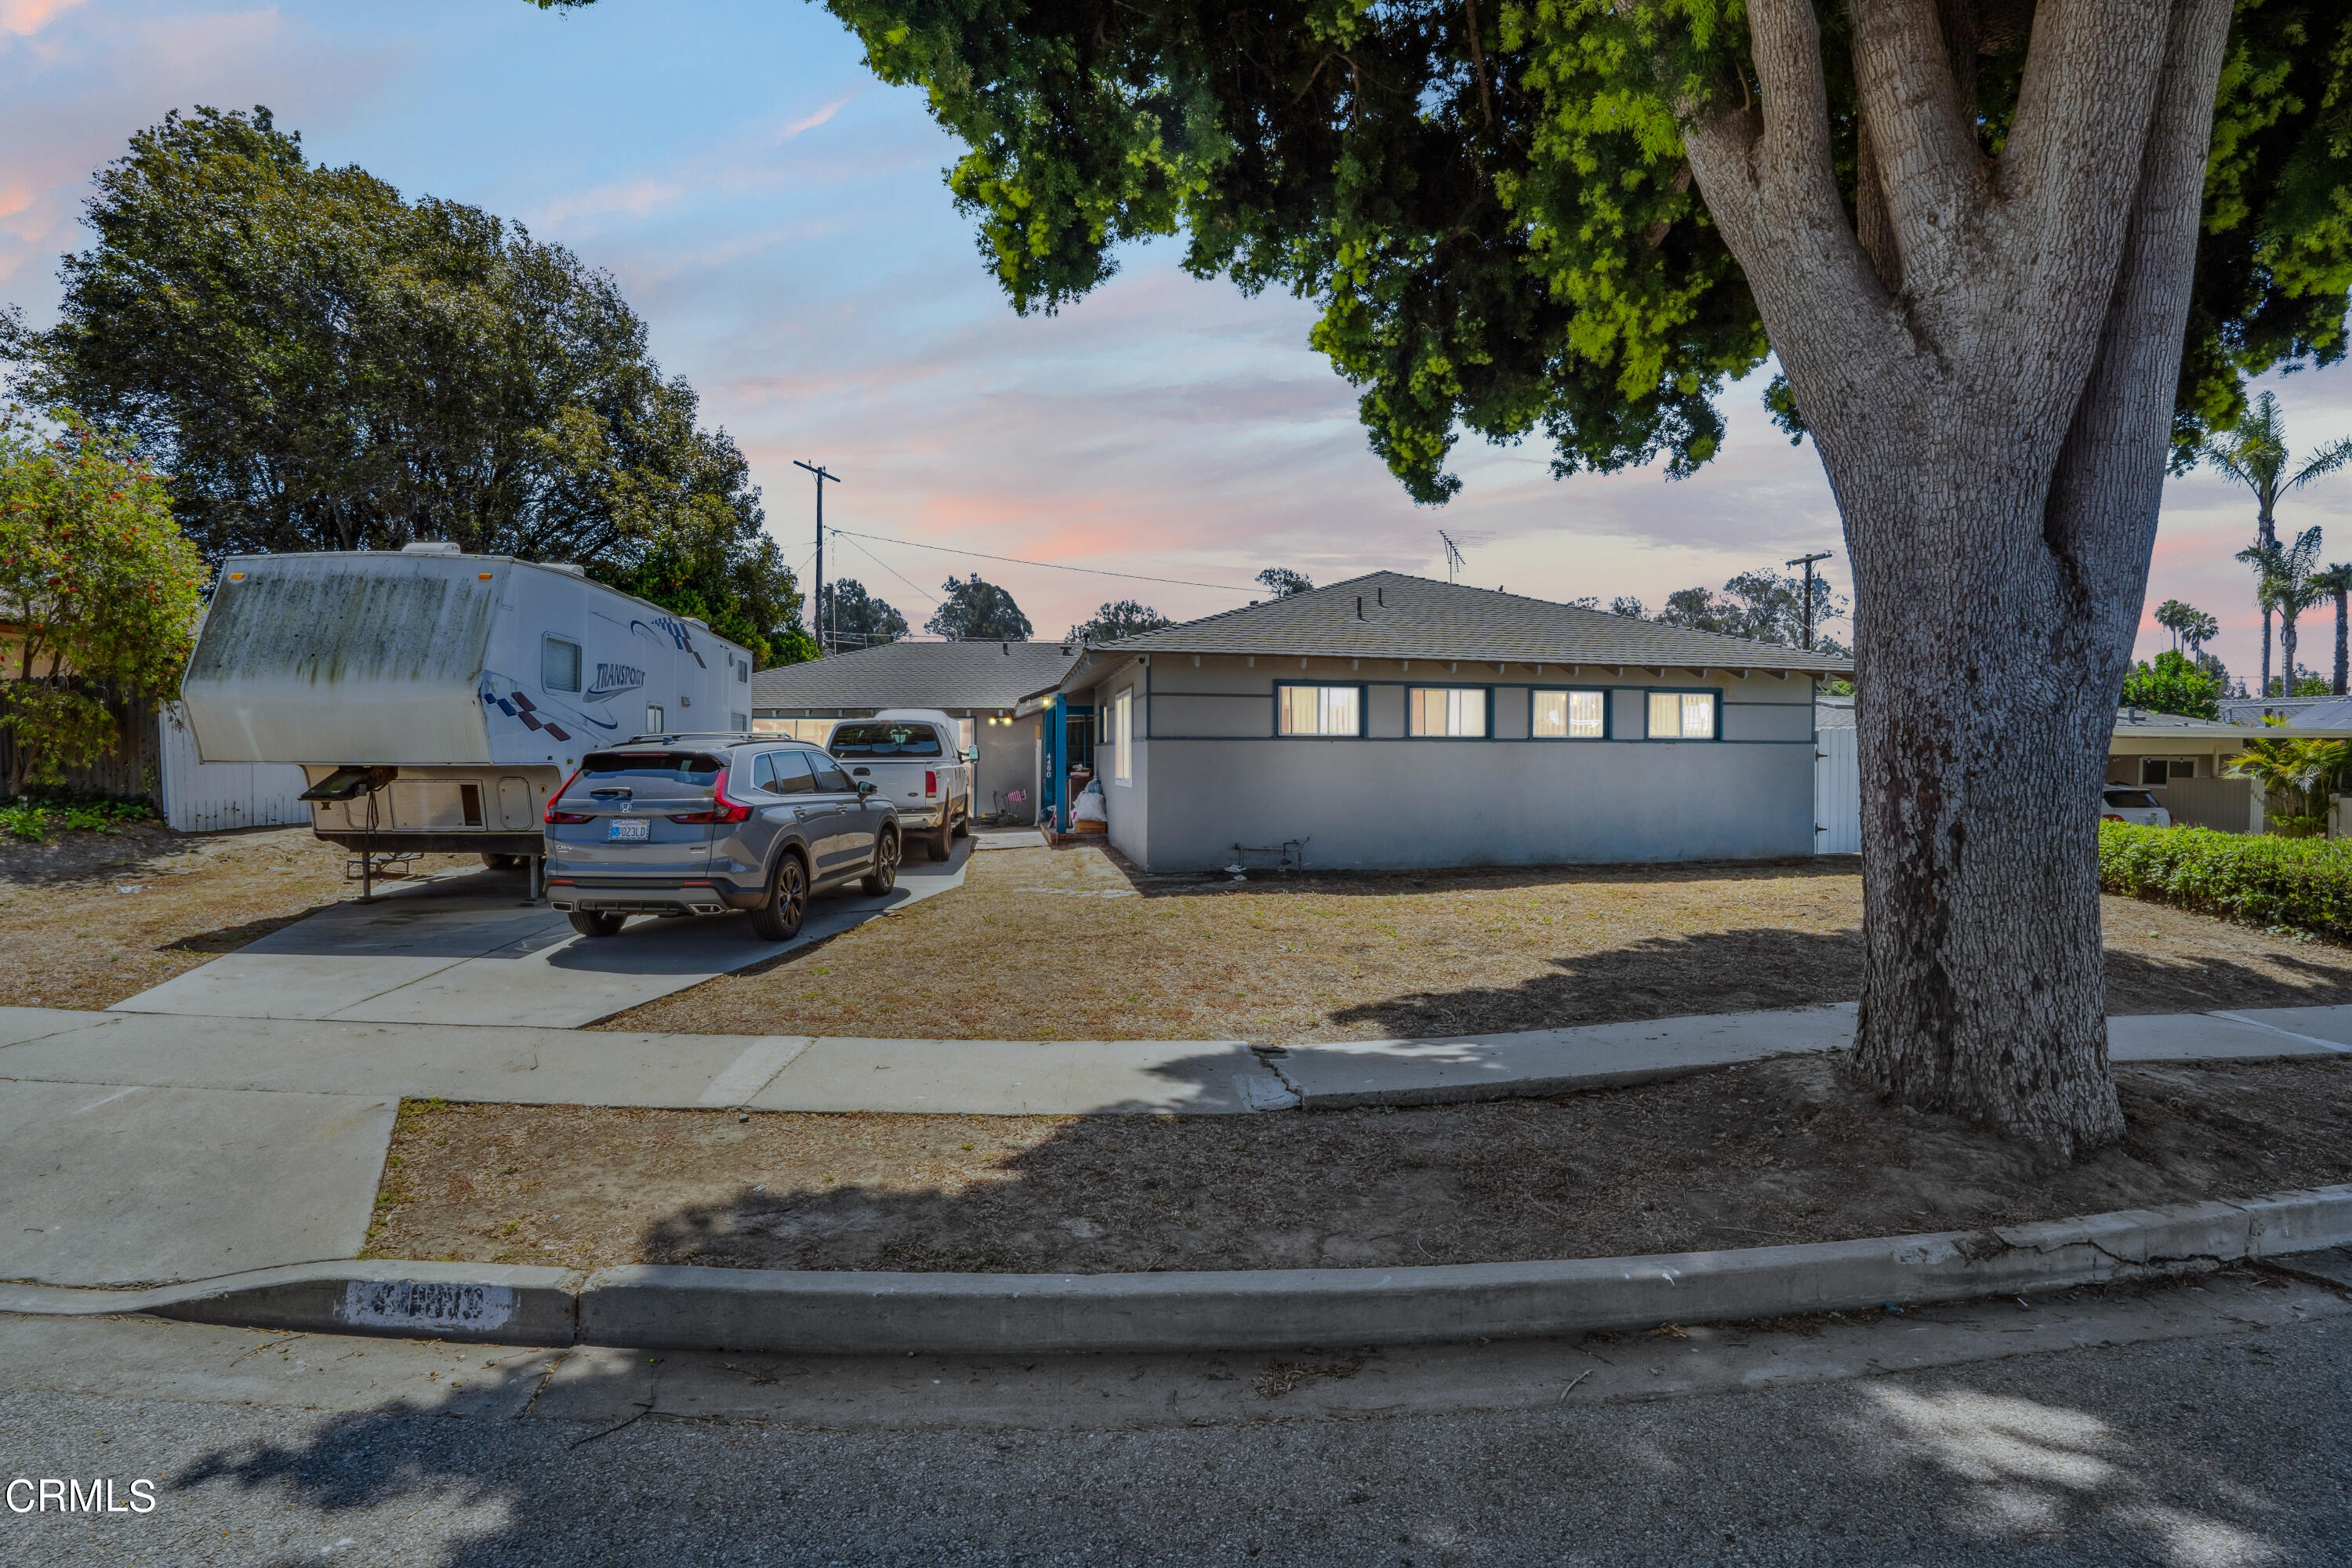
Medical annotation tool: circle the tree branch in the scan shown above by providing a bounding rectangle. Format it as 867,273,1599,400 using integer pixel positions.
1848,0,1983,292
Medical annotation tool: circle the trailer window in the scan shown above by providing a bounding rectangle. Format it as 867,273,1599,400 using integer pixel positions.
580,752,724,783
543,637,582,693
830,722,944,757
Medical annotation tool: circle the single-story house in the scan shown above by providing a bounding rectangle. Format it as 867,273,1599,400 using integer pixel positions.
1029,572,1853,872
749,639,1083,824
1815,699,2352,839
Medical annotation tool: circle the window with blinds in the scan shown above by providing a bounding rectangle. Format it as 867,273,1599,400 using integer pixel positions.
1531,689,1606,739
1277,684,1362,737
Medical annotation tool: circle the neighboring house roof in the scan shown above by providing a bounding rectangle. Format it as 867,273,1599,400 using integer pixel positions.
750,639,1083,713
2215,695,2352,732
1817,697,1854,729
1067,572,1853,677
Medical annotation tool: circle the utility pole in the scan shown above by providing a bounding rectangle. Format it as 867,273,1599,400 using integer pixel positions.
794,461,840,654
1785,550,1833,652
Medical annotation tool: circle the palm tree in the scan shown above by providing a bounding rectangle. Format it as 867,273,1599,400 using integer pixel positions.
2315,564,2352,696
2152,597,2219,655
2237,527,2327,697
2203,392,2352,699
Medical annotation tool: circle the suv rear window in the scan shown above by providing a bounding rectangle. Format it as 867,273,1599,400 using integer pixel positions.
829,723,943,757
2103,789,2158,808
581,751,725,782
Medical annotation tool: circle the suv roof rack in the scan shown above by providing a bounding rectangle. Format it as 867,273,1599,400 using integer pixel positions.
616,731,760,745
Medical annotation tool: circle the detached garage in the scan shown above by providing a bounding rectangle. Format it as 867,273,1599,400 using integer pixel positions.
1043,573,1851,872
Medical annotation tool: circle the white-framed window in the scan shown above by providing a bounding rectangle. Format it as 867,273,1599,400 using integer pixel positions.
1532,689,1606,739
543,636,582,693
1112,688,1133,783
1645,691,1718,739
1407,687,1488,738
1277,684,1362,737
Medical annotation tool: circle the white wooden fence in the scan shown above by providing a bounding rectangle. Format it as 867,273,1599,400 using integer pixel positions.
155,706,311,834
1814,725,1861,855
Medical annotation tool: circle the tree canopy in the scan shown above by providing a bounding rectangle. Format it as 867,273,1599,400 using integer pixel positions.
2120,648,2224,717
0,107,810,666
1255,568,1313,599
0,408,206,793
1653,566,1851,655
1068,599,1175,642
822,579,912,652
565,0,2352,499
926,573,1033,640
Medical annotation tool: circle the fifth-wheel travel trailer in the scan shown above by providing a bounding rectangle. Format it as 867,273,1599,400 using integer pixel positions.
180,543,755,884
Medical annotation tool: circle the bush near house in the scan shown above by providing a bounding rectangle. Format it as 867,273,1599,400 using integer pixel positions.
2100,822,2352,940
0,793,157,842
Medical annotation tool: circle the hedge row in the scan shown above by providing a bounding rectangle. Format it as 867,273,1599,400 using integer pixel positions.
2099,821,2352,939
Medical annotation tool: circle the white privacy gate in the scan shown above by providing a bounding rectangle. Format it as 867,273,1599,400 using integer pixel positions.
156,706,311,834
1814,725,1860,855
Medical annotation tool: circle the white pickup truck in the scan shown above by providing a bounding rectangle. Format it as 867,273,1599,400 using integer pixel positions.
826,708,975,860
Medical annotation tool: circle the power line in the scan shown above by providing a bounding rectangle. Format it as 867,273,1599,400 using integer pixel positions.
832,529,941,605
824,528,1258,594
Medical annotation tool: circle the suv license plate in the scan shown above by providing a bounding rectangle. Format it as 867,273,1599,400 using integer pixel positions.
606,818,649,841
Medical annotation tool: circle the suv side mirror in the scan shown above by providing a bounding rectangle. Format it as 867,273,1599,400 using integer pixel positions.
855,779,877,797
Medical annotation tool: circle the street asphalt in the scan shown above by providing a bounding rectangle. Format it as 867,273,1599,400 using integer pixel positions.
2,1273,2346,1566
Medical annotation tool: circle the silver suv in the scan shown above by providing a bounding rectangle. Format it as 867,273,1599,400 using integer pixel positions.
543,734,900,942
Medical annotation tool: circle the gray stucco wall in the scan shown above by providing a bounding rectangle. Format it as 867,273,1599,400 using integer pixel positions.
1076,653,1819,871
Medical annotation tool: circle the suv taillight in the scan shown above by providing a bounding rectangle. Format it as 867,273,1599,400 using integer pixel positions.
925,770,938,797
670,765,755,825
543,768,590,824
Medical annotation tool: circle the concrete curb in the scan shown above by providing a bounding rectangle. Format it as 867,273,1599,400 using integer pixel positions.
0,1260,580,1347
9,1186,2347,1354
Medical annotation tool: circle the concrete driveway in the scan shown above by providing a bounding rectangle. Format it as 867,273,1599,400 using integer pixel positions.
105,840,970,1029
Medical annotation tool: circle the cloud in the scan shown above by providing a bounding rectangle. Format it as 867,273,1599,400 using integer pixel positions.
778,94,851,140
1,0,86,38
532,176,684,228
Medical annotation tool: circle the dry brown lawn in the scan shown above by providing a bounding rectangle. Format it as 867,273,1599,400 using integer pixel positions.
604,843,2352,1043
0,824,473,1010
365,1054,2352,1274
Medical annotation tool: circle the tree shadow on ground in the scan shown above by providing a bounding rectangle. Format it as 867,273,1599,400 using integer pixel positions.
1319,925,2352,1039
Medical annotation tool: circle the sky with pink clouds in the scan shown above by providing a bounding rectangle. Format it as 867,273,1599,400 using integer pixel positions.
5,0,2350,674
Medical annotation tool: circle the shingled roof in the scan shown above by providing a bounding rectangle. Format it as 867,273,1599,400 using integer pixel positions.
1073,572,1853,675
750,639,1083,712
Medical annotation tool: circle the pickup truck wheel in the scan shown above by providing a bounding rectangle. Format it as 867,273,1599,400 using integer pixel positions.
951,803,969,840
862,829,900,895
567,910,625,938
924,823,952,861
750,851,808,942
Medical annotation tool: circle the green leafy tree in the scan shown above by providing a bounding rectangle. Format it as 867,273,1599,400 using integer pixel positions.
2237,526,2326,696
1657,567,1851,656
1255,568,1313,599
0,409,206,793
1068,600,1174,642
925,574,1033,641
2119,649,2223,719
528,0,2352,1151
819,579,910,652
0,107,809,666
2202,393,2352,698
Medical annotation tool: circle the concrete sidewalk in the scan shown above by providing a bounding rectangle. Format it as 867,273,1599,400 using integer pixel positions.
106,846,968,1028
3,1000,2345,1118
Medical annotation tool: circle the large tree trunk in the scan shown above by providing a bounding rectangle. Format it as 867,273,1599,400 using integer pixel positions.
1680,0,2233,1153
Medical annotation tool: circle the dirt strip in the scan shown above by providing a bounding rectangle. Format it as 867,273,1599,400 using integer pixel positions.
604,844,2352,1043
366,1054,2352,1276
